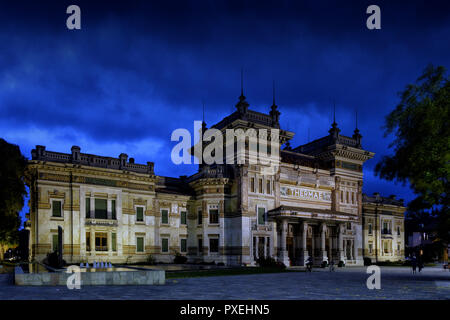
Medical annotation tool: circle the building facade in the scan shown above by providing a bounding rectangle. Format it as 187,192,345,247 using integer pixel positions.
25,91,405,266
362,193,406,262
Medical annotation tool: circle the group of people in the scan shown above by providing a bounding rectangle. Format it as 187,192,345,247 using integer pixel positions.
305,256,336,272
410,254,424,274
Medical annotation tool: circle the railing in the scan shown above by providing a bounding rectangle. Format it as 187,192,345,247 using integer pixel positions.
86,218,118,227
381,229,392,235
95,246,108,252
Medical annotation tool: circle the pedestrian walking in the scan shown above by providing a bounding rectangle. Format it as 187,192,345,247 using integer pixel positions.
306,256,313,272
411,255,417,274
329,260,335,272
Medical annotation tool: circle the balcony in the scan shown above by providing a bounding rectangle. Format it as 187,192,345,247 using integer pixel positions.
85,218,118,227
381,229,392,235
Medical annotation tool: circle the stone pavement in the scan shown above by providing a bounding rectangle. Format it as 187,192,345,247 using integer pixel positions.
0,266,448,300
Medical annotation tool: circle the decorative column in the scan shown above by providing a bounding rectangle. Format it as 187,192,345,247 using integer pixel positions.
90,197,95,219
320,223,328,263
107,198,112,220
328,232,333,262
90,227,95,256
301,222,308,265
278,219,290,266
338,224,345,262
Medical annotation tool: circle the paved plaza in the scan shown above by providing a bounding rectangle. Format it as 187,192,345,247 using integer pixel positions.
0,266,448,300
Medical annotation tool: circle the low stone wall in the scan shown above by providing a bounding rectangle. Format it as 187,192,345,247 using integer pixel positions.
15,267,165,286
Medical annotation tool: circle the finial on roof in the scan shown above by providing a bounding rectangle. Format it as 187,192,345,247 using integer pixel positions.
353,108,362,148
269,80,280,127
236,68,249,114
241,67,244,98
329,101,340,140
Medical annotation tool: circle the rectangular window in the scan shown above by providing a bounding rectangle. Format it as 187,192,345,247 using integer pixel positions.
397,226,400,235
52,234,58,252
181,211,187,225
111,200,116,220
198,238,203,254
136,237,144,253
369,243,373,254
341,191,344,202
352,192,355,204
111,233,117,252
95,232,108,251
259,179,263,193
161,238,169,253
136,207,144,222
266,180,271,194
346,191,349,203
250,178,255,193
161,209,169,224
209,238,219,253
258,207,265,225
86,232,91,252
209,209,219,224
52,200,62,217
347,222,352,230
85,198,90,218
180,238,187,253
94,199,107,219
368,223,373,235
197,209,203,225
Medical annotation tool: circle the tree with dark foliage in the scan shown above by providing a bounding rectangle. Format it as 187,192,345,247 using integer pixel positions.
375,65,450,247
0,138,27,260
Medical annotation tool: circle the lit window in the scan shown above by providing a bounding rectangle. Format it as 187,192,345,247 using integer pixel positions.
95,232,108,251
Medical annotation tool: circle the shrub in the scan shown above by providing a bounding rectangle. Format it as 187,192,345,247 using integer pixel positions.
338,260,345,267
363,257,372,266
321,261,328,268
173,252,188,264
256,256,286,269
147,255,156,265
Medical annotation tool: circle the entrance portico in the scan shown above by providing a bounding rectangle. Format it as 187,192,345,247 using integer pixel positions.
269,205,358,266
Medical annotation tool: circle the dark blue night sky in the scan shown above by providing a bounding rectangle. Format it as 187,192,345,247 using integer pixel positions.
1,1,450,221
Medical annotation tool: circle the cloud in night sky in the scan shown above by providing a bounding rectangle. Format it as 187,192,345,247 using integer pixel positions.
1,0,450,220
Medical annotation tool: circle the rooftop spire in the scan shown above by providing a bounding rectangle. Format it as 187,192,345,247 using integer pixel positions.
236,68,249,114
329,100,340,140
272,80,276,105
241,67,244,97
269,80,280,127
200,100,207,135
353,108,362,148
